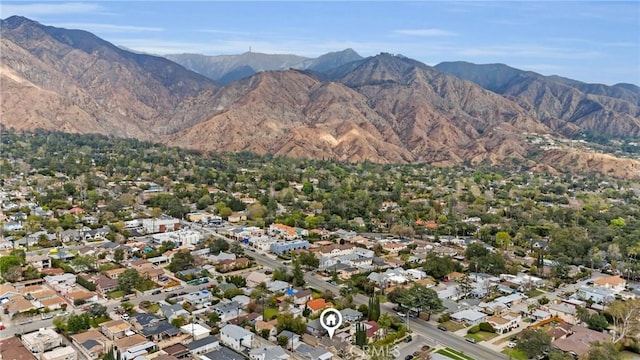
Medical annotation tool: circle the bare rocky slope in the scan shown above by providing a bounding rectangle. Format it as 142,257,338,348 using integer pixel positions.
2,17,639,179
435,61,640,138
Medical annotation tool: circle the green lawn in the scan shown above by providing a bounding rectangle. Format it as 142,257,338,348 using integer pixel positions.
465,331,498,342
441,321,466,331
264,307,279,320
89,316,111,328
147,304,160,314
435,348,475,360
501,349,528,360
136,278,158,292
527,289,544,297
107,290,125,299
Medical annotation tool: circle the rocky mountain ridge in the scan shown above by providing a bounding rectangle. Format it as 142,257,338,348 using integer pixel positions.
1,16,639,179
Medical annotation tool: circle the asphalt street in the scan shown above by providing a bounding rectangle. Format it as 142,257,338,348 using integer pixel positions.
200,227,508,360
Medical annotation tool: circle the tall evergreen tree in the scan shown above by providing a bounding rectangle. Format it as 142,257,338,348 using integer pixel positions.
355,322,367,347
368,295,380,321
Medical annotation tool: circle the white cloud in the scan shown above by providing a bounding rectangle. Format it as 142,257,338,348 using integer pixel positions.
0,2,106,17
394,29,457,37
48,23,163,33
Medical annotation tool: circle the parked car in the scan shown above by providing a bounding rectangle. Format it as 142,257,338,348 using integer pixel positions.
397,312,406,317
437,325,447,331
405,356,413,360
404,336,412,343
121,297,130,302
0,322,5,330
121,314,130,321
465,338,476,344
41,313,53,320
507,342,517,348
151,290,162,295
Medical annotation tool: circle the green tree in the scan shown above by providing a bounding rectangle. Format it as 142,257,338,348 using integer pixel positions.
87,303,107,318
516,329,552,359
606,298,640,342
209,238,230,254
114,248,124,262
355,322,367,347
167,251,195,273
292,261,305,287
392,284,444,317
368,295,380,321
277,334,289,347
495,231,511,249
0,255,23,276
118,268,141,294
581,341,620,360
587,314,609,332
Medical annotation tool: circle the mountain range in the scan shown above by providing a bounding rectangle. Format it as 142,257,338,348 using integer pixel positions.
1,16,639,178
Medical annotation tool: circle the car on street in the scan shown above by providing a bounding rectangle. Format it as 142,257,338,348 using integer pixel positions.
437,325,447,331
465,338,476,344
404,336,412,343
151,290,162,295
397,312,406,317
0,322,5,330
404,356,413,360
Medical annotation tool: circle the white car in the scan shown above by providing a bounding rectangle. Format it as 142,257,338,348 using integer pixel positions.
121,314,130,321
507,342,517,348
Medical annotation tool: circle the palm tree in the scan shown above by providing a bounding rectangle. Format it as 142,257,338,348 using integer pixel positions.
377,312,392,337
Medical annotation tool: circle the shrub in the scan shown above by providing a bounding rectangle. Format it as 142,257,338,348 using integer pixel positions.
468,325,480,334
438,313,451,323
479,322,495,333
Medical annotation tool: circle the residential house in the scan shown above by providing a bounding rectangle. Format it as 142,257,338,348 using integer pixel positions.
594,276,626,293
26,254,52,269
3,296,36,317
183,289,213,307
306,318,326,336
114,334,156,360
486,313,521,334
294,343,333,360
162,344,190,359
268,224,299,240
255,320,278,338
41,346,78,360
213,301,243,322
0,336,36,360
200,347,245,360
232,295,251,308
451,309,488,326
104,268,127,280
140,320,181,342
553,325,612,357
277,330,301,350
576,286,616,304
249,346,289,360
216,258,250,272
219,324,254,351
268,280,290,293
44,273,76,287
245,271,269,288
71,330,108,360
95,275,118,294
186,335,219,355
160,303,189,322
0,284,20,300
270,240,310,255
67,289,98,305
306,298,332,314
180,323,211,341
22,328,63,353
340,308,363,323
101,319,132,340
293,289,313,306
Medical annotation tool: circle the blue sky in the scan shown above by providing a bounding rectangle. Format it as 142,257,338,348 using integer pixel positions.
1,1,638,85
